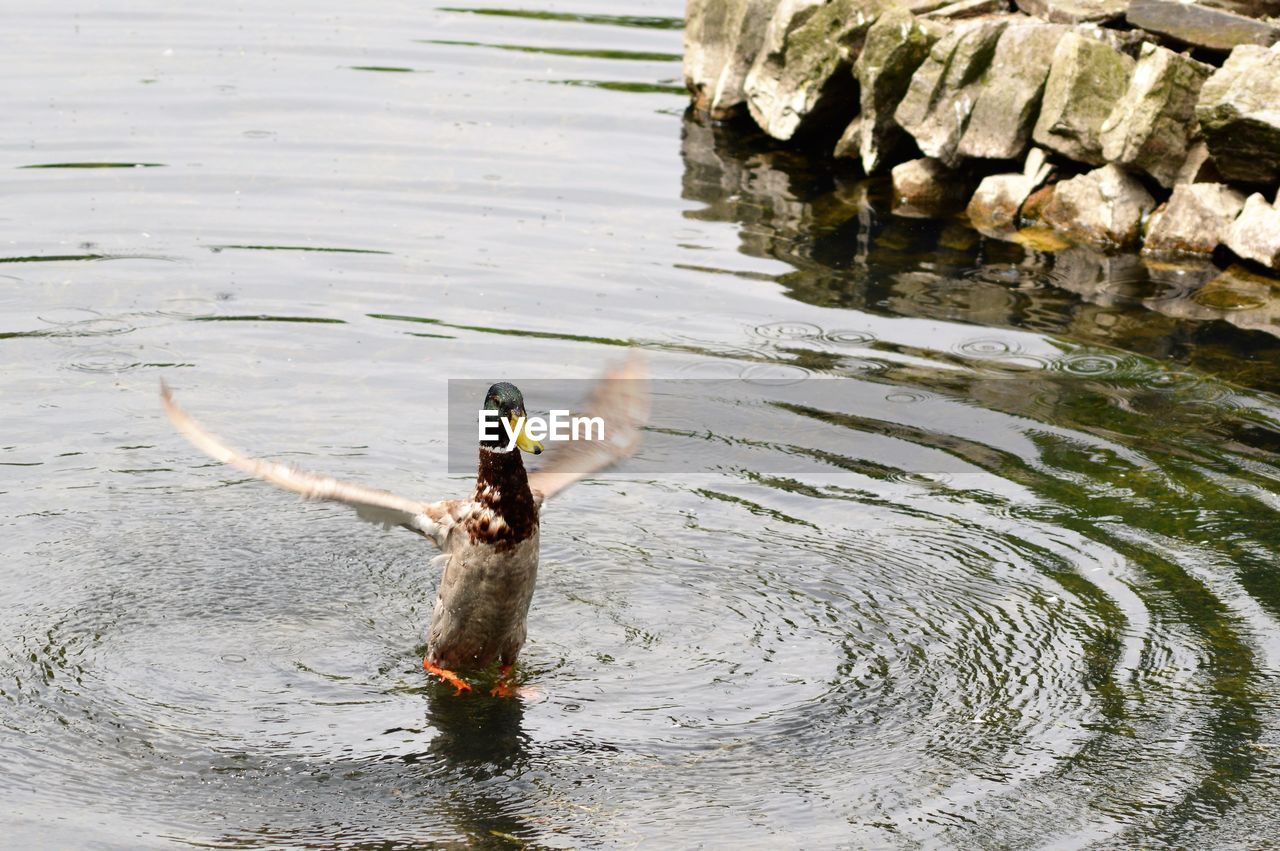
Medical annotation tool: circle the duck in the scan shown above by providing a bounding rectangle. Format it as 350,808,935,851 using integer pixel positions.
160,354,647,696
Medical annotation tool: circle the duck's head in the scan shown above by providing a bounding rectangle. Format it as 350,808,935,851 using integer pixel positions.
482,382,543,455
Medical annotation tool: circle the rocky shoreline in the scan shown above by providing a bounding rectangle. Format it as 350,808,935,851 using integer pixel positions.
683,0,1280,284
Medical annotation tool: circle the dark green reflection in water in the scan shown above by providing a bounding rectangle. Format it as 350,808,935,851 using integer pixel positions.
424,39,681,62
207,244,392,254
438,7,683,30
349,65,419,73
193,315,347,324
18,162,165,169
368,312,631,346
550,79,686,95
0,253,151,264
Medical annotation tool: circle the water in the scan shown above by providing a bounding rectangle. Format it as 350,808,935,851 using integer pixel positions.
2,2,1279,847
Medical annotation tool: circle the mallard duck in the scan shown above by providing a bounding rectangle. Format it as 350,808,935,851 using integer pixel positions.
160,355,647,696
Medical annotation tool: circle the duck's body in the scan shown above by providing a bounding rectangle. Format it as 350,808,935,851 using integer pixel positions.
427,447,541,673
160,356,646,695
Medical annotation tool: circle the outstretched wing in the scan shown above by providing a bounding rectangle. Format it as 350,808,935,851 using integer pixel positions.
161,381,452,541
528,352,649,503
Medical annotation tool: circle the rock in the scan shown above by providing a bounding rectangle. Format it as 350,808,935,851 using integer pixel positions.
891,156,971,216
1099,43,1212,188
1032,32,1135,165
924,0,1011,18
742,0,832,140
1225,192,1280,269
833,115,862,160
1142,183,1247,256
850,8,943,172
966,147,1055,231
1174,141,1219,184
1125,0,1280,53
1218,0,1280,17
1072,22,1153,58
894,17,1012,167
684,0,783,119
740,0,877,142
1219,0,1280,18
1041,164,1157,247
1196,45,1280,185
956,21,1068,160
1014,0,1126,24
745,0,945,141
1020,183,1057,225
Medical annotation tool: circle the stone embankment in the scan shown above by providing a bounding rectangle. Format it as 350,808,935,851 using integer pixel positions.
684,0,1280,279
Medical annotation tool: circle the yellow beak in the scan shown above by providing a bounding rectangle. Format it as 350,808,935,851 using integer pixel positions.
508,415,543,454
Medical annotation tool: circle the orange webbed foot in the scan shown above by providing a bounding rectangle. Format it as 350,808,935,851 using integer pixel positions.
490,665,542,700
423,658,472,695
490,664,516,698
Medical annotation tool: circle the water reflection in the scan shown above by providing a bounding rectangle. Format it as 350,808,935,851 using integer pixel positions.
419,687,530,771
679,113,1280,394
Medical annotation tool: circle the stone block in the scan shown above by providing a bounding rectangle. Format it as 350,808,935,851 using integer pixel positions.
1099,43,1212,187
891,157,971,215
1041,164,1157,247
851,8,943,172
1225,192,1280,269
1014,0,1126,24
894,17,1011,167
1142,182,1247,256
956,22,1068,160
1197,44,1280,185
685,0,783,119
1032,31,1135,165
1126,0,1280,53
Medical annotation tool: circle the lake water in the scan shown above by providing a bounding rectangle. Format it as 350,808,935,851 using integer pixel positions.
3,2,1280,848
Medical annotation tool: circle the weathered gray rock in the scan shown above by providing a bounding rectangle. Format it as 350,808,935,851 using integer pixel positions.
924,0,1011,18
684,0,783,119
833,115,862,159
1142,183,1247,256
850,8,943,172
962,147,1054,230
743,0,831,140
891,156,971,215
746,0,925,141
1041,164,1157,247
966,148,1054,231
1225,192,1280,269
1099,43,1213,187
1196,45,1280,185
1019,182,1057,226
1126,0,1280,53
957,21,1068,160
1174,141,1219,184
1219,0,1280,19
1032,32,1135,165
894,17,1011,167
1014,0,1126,23
1072,22,1152,57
